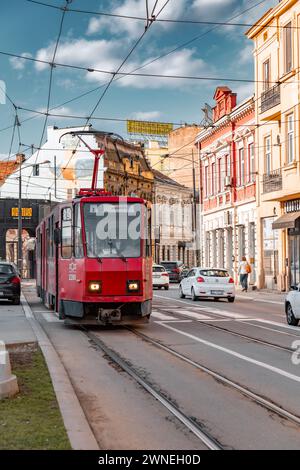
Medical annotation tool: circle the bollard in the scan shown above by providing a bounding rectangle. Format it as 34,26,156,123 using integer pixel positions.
0,343,19,399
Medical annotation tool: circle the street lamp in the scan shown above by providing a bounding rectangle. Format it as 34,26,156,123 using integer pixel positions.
18,160,50,276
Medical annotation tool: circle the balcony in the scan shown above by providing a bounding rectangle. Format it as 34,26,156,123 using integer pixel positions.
262,169,282,194
260,84,280,113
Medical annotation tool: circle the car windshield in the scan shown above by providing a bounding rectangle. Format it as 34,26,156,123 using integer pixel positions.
83,202,143,258
200,270,229,277
0,264,13,275
161,263,177,269
153,266,166,273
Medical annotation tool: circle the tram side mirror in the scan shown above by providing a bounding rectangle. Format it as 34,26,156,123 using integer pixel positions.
54,228,62,245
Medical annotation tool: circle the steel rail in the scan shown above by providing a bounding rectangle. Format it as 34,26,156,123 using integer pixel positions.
126,327,300,428
82,329,223,450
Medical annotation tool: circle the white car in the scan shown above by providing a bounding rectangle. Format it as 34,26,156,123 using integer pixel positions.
152,264,169,290
285,286,300,326
179,267,235,302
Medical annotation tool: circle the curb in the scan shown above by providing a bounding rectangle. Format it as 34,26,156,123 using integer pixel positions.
21,293,99,450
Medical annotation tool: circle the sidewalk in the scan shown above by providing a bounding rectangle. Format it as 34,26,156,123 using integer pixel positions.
0,297,36,350
235,288,286,305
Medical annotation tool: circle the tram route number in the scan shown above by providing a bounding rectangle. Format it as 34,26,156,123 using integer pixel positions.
98,454,201,467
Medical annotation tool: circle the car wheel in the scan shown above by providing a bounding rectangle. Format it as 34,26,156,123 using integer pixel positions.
286,303,299,326
228,297,235,303
12,297,20,305
179,285,185,298
191,288,198,301
164,285,169,290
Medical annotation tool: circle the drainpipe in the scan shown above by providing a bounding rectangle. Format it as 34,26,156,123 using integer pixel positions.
231,121,238,282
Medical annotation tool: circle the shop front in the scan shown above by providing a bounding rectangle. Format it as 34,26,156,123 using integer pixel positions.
272,199,300,289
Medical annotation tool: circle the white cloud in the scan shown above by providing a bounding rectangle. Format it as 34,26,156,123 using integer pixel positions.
238,43,254,65
234,82,254,101
131,111,161,120
193,0,235,6
9,52,32,70
35,38,122,75
37,106,73,117
118,48,213,89
35,37,213,90
87,0,186,39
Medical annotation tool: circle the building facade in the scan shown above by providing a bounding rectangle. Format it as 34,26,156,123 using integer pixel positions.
167,125,202,190
196,87,256,283
247,0,300,290
152,170,195,267
0,126,154,202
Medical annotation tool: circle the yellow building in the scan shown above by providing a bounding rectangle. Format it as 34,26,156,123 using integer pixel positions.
144,140,169,173
247,0,300,290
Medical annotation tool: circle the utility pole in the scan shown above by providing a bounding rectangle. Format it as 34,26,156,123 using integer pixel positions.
17,163,22,276
192,150,200,265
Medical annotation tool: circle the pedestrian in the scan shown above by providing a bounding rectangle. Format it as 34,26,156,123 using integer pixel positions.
238,256,251,292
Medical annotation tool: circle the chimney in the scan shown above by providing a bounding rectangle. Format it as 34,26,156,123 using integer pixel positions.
16,153,25,164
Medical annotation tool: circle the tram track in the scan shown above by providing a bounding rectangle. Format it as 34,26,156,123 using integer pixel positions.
153,305,295,353
125,326,300,428
81,327,223,451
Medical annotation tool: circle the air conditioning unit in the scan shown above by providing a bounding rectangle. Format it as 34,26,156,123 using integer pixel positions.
224,176,232,187
224,211,232,226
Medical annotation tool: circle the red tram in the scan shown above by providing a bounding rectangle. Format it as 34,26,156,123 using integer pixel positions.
36,131,152,325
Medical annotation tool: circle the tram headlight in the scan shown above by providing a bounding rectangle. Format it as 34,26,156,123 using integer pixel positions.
88,281,102,293
127,280,140,292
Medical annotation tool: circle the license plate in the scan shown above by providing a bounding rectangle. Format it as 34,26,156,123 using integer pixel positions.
211,290,223,295
153,275,160,278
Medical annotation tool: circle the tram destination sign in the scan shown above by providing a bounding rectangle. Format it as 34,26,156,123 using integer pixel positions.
11,207,32,218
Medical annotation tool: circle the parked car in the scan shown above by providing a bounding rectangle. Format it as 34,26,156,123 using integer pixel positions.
152,264,169,290
285,285,300,326
179,267,190,281
0,261,21,305
179,267,235,302
160,261,185,282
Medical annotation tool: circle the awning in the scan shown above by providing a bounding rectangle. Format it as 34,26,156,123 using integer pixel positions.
272,212,300,230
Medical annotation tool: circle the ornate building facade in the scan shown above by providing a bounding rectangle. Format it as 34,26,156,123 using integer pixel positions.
153,170,195,266
196,87,256,283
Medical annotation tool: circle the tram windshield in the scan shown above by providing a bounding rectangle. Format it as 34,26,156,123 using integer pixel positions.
83,202,143,258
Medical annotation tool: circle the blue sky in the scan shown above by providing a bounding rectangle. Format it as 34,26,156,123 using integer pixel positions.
0,0,277,158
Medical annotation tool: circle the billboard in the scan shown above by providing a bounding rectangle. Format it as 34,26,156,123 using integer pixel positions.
127,120,173,136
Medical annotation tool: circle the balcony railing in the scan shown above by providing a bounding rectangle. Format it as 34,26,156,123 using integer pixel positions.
260,84,280,113
262,169,282,193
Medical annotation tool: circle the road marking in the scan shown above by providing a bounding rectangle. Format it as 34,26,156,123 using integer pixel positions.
159,322,300,383
255,318,300,332
154,295,248,319
172,310,213,320
151,311,175,321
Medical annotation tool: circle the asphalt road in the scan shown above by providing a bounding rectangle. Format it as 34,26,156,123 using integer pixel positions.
19,284,300,450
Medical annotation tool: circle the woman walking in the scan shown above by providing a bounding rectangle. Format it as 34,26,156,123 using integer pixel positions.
238,256,251,292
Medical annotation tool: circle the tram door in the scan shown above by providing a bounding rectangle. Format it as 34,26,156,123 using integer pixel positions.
55,221,59,311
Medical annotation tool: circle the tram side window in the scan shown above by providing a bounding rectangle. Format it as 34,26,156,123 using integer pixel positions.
61,207,72,259
146,208,152,257
47,215,54,259
74,204,83,258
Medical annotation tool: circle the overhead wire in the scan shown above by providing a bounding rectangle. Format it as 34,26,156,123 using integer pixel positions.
0,0,273,139
25,0,71,197
26,0,299,31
